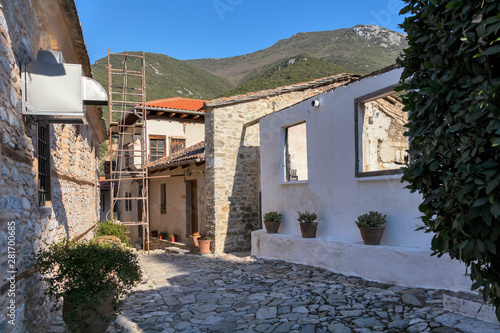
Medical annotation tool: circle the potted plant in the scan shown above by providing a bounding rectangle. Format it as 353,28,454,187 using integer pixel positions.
150,229,158,238
263,211,282,233
297,211,318,238
160,202,166,215
34,237,142,333
169,233,178,242
158,231,167,240
189,232,201,248
198,235,211,255
355,211,387,245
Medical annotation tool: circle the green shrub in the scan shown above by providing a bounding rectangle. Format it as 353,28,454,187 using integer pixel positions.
355,211,387,228
35,238,142,332
263,211,282,222
398,0,500,320
95,220,131,246
297,211,317,223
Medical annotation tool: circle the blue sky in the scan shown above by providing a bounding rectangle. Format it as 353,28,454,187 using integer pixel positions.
75,0,406,64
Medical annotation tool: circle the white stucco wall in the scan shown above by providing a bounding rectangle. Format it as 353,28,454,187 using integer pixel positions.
146,119,204,156
149,165,206,243
124,118,204,168
255,68,471,291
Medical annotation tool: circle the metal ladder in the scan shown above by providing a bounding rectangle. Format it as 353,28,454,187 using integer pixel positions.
107,50,149,252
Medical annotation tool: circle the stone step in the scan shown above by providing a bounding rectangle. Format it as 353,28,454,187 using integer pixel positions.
164,247,191,255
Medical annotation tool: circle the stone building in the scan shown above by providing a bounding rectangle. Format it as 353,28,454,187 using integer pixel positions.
0,1,106,331
203,73,360,253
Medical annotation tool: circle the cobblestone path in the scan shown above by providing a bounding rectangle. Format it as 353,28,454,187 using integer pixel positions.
50,250,500,333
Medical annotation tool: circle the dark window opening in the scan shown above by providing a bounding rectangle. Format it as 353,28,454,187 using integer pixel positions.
160,184,166,214
125,192,132,212
38,124,51,205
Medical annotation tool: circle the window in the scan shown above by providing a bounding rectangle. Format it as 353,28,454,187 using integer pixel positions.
149,135,165,162
170,137,186,155
101,193,105,212
125,192,132,211
355,88,409,177
284,122,308,182
38,124,51,205
160,184,166,214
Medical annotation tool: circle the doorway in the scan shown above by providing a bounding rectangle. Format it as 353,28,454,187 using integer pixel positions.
186,180,198,236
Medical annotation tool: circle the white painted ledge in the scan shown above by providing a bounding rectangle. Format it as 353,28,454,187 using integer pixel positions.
280,180,310,185
444,294,499,325
356,174,403,182
251,230,472,292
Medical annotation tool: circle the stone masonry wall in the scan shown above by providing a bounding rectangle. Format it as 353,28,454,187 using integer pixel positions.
0,1,101,332
205,81,352,254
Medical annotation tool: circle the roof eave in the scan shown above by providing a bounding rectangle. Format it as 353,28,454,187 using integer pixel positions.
147,158,205,173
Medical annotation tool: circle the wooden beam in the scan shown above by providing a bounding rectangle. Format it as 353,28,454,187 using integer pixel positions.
157,111,164,116
192,115,200,120
180,114,188,119
169,113,176,117
181,164,189,169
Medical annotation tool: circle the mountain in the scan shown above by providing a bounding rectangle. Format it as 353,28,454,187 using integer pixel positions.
91,52,233,102
219,54,348,97
187,25,407,85
91,25,407,103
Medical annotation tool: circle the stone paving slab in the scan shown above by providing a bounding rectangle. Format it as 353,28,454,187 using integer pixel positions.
48,250,500,332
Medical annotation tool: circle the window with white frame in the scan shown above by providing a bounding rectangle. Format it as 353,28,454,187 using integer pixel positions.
355,87,409,177
284,121,308,182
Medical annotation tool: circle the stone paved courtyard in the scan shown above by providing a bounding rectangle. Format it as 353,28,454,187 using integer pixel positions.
49,250,500,333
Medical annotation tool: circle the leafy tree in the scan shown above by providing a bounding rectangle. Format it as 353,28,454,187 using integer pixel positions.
398,0,500,319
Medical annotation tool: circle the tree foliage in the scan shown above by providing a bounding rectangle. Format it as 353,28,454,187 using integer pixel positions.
398,0,500,319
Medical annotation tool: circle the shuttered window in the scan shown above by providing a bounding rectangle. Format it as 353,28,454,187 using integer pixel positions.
170,138,186,155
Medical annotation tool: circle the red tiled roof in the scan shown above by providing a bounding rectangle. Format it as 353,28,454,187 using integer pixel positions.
146,141,205,171
146,97,205,112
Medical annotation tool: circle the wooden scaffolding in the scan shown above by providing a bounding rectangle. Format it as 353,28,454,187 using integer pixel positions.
107,50,149,252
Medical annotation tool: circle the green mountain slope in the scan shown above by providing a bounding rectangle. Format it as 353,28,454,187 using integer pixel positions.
91,52,234,102
187,25,407,85
219,54,348,97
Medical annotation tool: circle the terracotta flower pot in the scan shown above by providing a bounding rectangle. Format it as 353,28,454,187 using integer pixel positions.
189,235,201,247
63,292,114,333
264,221,281,234
198,239,211,254
158,235,166,240
299,222,318,238
358,226,385,245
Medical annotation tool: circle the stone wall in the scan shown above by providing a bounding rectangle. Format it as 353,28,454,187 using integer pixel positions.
205,80,354,253
0,1,103,332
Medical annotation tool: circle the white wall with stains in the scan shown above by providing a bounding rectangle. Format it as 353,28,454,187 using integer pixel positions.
254,68,471,291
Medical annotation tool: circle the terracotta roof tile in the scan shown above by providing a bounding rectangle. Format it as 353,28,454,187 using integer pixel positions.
146,141,205,171
146,97,205,112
